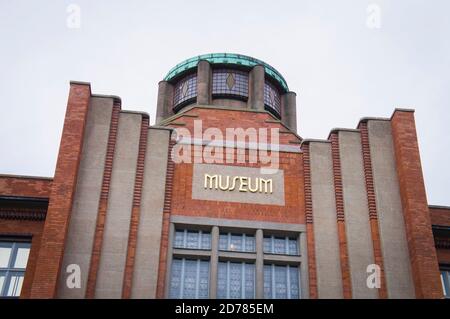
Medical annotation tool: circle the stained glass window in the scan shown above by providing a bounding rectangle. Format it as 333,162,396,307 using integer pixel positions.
212,69,249,99
219,233,255,253
173,229,211,250
217,261,255,299
169,258,210,299
264,81,281,115
0,241,30,297
264,264,300,299
173,73,197,109
263,236,299,255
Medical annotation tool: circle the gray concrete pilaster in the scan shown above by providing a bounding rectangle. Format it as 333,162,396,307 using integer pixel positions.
209,226,219,298
300,232,309,299
164,223,175,298
197,60,212,105
156,81,174,124
249,65,265,111
256,229,264,299
281,91,297,132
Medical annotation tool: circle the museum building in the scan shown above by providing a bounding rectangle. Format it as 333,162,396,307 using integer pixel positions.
0,53,449,299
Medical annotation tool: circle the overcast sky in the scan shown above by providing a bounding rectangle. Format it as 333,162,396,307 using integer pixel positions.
0,0,449,205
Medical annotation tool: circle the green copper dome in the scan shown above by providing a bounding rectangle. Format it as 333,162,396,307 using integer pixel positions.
164,53,289,92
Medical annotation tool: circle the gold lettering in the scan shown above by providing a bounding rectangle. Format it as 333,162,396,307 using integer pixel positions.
239,177,248,192
259,178,273,194
219,175,230,191
204,174,218,189
229,176,239,191
248,177,259,193
204,173,273,194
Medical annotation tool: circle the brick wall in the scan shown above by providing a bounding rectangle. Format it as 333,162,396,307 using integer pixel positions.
430,206,450,227
0,175,52,198
156,107,305,297
391,109,443,298
30,82,91,298
0,175,51,299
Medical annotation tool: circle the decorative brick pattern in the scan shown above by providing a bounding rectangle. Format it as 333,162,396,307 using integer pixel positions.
359,122,387,298
156,138,175,298
85,100,121,298
122,116,149,298
30,83,91,298
0,208,46,221
390,110,442,299
329,133,352,299
302,143,318,298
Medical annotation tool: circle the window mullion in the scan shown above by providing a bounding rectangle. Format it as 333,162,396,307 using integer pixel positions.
195,260,200,299
271,264,275,299
271,236,274,254
179,259,185,299
286,265,291,299
241,262,245,298
226,261,230,299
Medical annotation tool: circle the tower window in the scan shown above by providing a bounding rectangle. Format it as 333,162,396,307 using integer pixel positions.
264,81,281,115
212,69,249,100
173,73,197,110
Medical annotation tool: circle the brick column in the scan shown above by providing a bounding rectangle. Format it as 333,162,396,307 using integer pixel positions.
390,109,443,299
302,143,318,298
30,82,91,298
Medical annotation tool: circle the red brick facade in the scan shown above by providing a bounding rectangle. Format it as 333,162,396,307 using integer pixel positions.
0,81,448,299
0,175,51,298
30,82,91,298
391,110,443,298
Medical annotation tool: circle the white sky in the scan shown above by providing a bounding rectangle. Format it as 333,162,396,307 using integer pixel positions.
0,0,449,205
